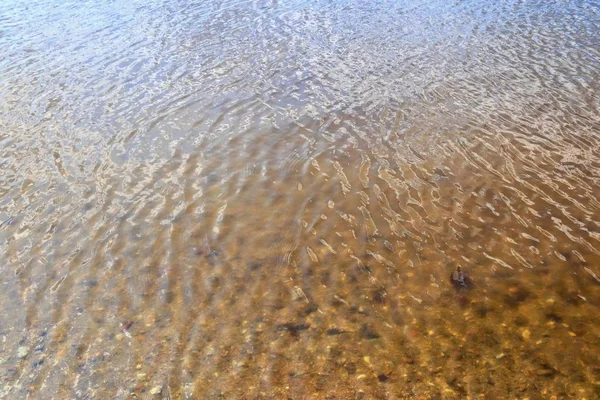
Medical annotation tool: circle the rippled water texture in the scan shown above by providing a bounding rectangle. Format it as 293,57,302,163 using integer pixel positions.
1,0,600,398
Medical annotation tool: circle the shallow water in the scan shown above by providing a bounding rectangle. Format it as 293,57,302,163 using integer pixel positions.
1,0,600,398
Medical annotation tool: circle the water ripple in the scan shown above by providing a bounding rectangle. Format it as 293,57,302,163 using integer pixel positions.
1,0,600,398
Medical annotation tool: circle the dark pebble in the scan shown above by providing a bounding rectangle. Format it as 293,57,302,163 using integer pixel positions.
348,306,359,314
359,323,381,340
303,304,318,316
82,279,98,287
545,312,563,323
164,291,175,304
514,315,529,327
326,328,346,336
276,323,310,337
473,303,488,318
345,362,357,374
372,289,387,304
503,286,531,308
247,262,261,271
450,266,472,290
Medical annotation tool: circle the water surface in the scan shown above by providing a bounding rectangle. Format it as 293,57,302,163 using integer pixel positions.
1,0,600,398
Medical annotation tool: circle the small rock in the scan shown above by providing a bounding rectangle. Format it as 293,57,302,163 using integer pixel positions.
496,353,505,359
275,323,310,337
149,386,162,395
17,347,28,359
514,315,528,326
545,312,562,322
504,286,531,307
145,314,156,327
535,368,556,377
326,328,345,336
359,323,380,340
522,329,531,340
450,266,471,290
474,303,488,318
345,362,357,374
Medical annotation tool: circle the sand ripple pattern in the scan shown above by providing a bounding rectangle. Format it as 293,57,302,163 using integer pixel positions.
1,0,600,398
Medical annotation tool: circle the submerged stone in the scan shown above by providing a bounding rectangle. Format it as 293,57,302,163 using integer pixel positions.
359,323,380,340
17,346,28,359
450,266,472,290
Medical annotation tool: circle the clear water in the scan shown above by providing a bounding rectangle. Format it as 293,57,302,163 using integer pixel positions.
1,0,600,398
